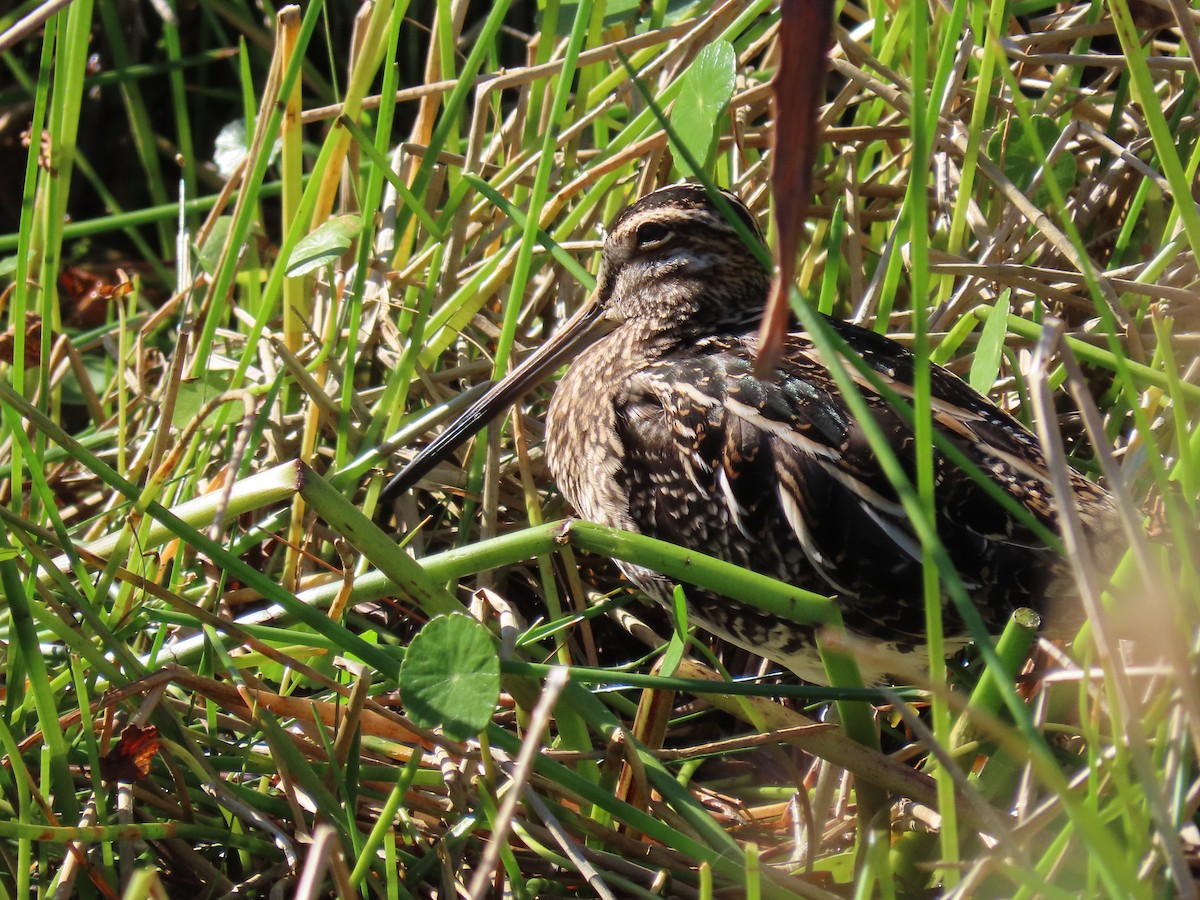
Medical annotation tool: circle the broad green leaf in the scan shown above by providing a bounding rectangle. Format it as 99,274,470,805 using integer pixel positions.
669,41,736,178
286,214,363,277
195,216,234,277
812,847,856,884
969,292,1011,394
59,352,112,409
172,370,236,428
400,614,500,742
986,115,1076,207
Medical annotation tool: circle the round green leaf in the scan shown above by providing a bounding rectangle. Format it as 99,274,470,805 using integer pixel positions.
986,115,1076,207
172,370,235,428
400,614,500,742
286,214,364,277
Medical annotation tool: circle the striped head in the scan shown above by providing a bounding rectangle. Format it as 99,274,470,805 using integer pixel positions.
593,185,771,334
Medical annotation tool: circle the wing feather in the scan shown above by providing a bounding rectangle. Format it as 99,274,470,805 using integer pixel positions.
609,315,1109,633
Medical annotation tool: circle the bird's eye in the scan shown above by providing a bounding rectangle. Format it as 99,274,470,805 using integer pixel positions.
634,222,671,248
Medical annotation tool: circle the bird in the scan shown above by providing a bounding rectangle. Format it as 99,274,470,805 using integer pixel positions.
383,183,1117,684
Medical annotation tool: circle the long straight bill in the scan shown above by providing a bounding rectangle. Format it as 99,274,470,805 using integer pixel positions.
381,297,609,498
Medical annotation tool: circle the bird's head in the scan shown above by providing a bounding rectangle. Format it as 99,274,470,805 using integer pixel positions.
593,184,771,330
381,183,769,496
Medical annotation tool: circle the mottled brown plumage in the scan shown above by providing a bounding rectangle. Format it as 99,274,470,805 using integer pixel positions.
386,184,1117,683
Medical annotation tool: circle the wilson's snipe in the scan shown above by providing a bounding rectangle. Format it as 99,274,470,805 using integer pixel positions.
385,184,1117,683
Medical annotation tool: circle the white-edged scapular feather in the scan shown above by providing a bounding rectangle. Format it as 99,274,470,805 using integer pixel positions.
723,397,842,461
